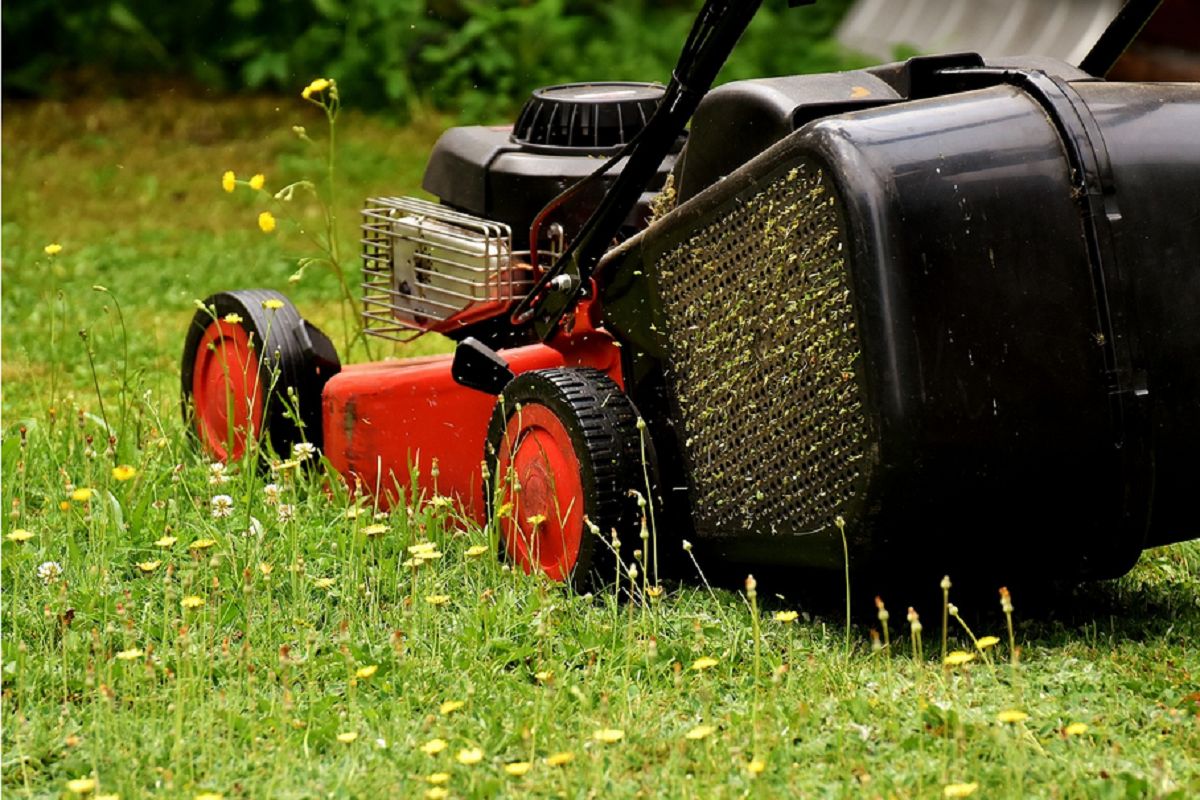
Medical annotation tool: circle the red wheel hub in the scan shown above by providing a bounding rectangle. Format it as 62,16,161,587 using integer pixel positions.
495,404,584,581
191,320,263,461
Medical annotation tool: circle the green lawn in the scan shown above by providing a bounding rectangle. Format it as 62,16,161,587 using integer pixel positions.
3,92,1199,799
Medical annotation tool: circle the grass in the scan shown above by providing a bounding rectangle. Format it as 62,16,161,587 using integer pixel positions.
3,89,1200,799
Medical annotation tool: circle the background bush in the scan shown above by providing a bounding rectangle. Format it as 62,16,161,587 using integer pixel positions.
2,0,860,120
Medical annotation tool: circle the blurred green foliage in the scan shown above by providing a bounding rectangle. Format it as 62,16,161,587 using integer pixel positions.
2,0,861,120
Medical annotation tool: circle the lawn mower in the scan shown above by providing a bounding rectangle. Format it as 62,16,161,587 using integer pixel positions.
182,0,1200,588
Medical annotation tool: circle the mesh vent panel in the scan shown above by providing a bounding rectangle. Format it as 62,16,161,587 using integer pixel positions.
656,164,870,535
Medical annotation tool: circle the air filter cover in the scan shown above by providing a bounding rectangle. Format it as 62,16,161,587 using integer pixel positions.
512,82,664,153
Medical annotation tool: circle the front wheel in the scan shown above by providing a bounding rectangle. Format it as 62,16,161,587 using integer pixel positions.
485,368,645,589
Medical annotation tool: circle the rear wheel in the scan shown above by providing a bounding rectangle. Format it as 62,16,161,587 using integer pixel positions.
485,368,645,589
181,289,339,462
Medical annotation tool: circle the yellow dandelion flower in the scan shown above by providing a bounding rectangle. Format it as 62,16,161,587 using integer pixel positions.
258,211,276,233
420,738,448,756
401,558,421,568
71,487,95,502
188,538,217,551
456,747,483,765
116,648,144,661
943,651,976,666
222,170,236,193
684,724,716,741
336,731,359,744
504,761,532,776
425,789,448,800
6,529,34,543
747,759,766,774
646,585,664,598
774,610,799,623
155,535,177,547
592,728,624,744
943,783,979,798
1065,722,1089,736
426,773,450,785
355,664,378,679
66,777,97,794
439,700,464,715
409,541,437,554
195,793,223,800
534,670,553,683
313,577,335,590
690,656,719,671
96,794,120,800
425,594,450,606
997,709,1029,724
181,595,205,609
44,243,64,256
976,635,1001,650
59,500,71,511
248,174,265,190
262,298,285,310
111,465,137,482
222,313,243,325
545,751,574,767
258,562,274,576
464,544,489,557
416,551,443,561
136,560,161,573
362,524,388,538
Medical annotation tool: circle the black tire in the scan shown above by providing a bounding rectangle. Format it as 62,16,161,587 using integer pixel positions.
181,289,340,462
485,368,648,590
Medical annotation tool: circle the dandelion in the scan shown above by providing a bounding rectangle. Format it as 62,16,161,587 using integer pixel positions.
210,495,234,518
222,313,243,324
222,170,236,193
195,794,223,800
248,174,265,190
258,212,276,233
155,535,177,547
943,651,975,667
943,783,979,798
96,795,119,800
293,442,316,460
504,761,532,776
37,561,63,584
464,544,489,557
66,777,97,794
136,560,161,573
646,585,664,598
690,656,719,671
425,790,448,800
747,759,766,775
111,465,137,481
592,728,624,744
277,504,296,524
6,529,33,543
1065,722,1089,736
262,298,285,310
684,724,716,740
976,635,1001,650
181,595,205,609
545,751,574,766
258,562,274,576
44,243,64,256
997,709,1029,724
353,664,378,680
425,594,450,606
439,700,464,715
313,577,335,590
456,747,483,765
71,487,94,502
336,731,359,744
420,738,448,756
188,538,217,552
116,648,144,661
534,670,553,683
362,524,388,538
773,610,798,623
426,773,450,785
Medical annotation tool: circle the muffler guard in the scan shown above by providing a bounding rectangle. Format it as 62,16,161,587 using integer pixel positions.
601,77,1200,580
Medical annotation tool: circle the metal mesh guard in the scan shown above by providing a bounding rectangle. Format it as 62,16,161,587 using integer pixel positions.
656,163,870,535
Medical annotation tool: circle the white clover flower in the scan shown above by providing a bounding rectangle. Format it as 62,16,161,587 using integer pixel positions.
37,561,63,584
262,483,282,506
209,461,229,485
277,504,296,524
210,494,234,518
292,442,316,461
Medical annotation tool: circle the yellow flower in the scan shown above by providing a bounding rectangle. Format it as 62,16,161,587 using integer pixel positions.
66,777,97,794
111,465,137,482
258,211,276,233
997,709,1029,724
690,656,719,671
222,171,236,193
6,529,34,543
976,635,1001,650
504,761,531,776
592,728,624,744
747,759,766,774
195,793,223,800
426,773,450,785
258,562,274,576
248,174,265,190
545,751,574,766
1065,722,1089,736
71,487,95,502
116,648,144,661
534,670,553,683
188,538,217,551
425,594,450,606
684,724,716,740
943,783,979,798
59,500,71,512
44,243,64,256
181,595,205,609
409,541,437,554
773,610,799,623
425,789,448,800
336,731,358,744
362,524,388,538
262,298,285,310
943,651,976,666
135,560,161,573
155,535,177,547
646,585,664,598
439,700,464,715
455,747,483,765
355,664,378,679
464,544,489,557
96,795,120,800
222,313,243,324
302,78,332,99
420,738,448,756
313,577,335,590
